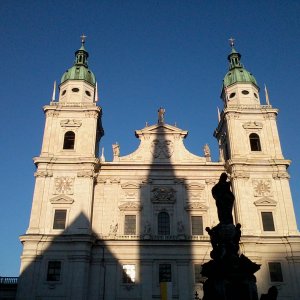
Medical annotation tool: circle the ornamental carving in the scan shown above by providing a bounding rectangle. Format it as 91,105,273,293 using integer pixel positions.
96,177,120,184
205,178,218,185
34,170,53,178
252,179,272,197
184,202,208,211
54,177,74,195
50,195,74,204
254,197,277,207
60,119,82,127
77,171,96,178
272,172,290,180
151,186,176,203
121,183,140,198
150,139,174,158
242,121,263,129
186,184,205,200
230,171,250,179
85,111,98,118
46,111,59,117
118,201,142,211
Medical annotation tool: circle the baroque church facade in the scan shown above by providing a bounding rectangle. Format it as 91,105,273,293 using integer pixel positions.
16,39,300,300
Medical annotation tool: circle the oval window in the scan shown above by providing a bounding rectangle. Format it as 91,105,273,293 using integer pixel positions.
242,90,249,95
254,93,258,98
229,92,236,98
85,91,91,97
62,90,66,96
72,88,79,92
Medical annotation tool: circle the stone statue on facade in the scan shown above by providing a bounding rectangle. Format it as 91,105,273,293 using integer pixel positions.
158,107,165,124
112,143,120,158
201,172,261,300
204,143,211,162
143,221,152,240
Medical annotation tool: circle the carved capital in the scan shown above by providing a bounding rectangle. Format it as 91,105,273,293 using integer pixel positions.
85,111,98,118
272,172,290,180
45,111,59,117
230,171,250,180
34,170,53,178
77,170,96,178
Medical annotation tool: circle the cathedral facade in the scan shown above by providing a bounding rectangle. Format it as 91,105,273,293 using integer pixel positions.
16,39,300,300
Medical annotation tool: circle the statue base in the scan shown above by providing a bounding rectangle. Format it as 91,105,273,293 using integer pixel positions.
202,224,260,300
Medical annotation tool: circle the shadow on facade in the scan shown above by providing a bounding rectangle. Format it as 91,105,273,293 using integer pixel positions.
16,112,224,300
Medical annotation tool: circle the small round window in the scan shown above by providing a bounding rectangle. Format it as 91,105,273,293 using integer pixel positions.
72,88,79,92
254,93,258,98
85,90,91,97
62,90,66,96
229,92,236,98
242,90,249,95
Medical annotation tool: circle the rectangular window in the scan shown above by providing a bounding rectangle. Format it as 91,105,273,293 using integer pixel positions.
53,210,67,230
159,264,172,282
261,212,275,231
124,215,136,235
191,216,203,235
122,264,136,284
194,264,202,283
47,261,61,281
268,262,283,282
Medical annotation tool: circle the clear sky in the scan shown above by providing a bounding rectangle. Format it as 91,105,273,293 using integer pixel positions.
0,0,299,276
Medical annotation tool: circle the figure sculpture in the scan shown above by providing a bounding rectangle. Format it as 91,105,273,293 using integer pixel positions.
212,172,234,225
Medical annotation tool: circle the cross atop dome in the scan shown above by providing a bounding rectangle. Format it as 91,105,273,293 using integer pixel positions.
80,34,87,44
229,37,235,48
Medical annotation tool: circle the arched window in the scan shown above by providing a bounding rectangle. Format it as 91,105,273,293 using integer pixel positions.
158,212,170,235
249,133,261,151
63,131,75,150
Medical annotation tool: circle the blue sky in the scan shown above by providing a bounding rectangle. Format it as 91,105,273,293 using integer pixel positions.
0,0,299,276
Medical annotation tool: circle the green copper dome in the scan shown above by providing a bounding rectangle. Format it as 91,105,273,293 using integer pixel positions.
223,46,258,89
61,41,96,86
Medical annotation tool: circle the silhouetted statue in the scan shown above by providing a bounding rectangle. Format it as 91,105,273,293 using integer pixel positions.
260,286,278,300
212,173,234,224
201,172,260,300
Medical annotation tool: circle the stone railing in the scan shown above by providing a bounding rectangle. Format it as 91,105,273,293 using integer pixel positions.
0,277,18,285
97,234,210,241
49,102,96,107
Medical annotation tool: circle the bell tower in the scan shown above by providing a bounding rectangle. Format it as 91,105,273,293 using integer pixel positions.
214,40,298,236
17,37,104,298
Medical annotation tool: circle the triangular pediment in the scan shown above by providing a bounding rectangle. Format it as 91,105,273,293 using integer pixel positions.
135,123,188,138
50,195,74,204
254,197,277,207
